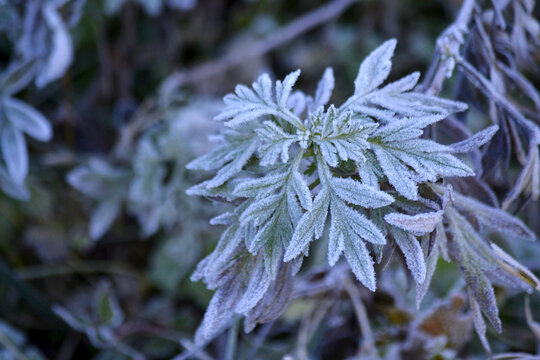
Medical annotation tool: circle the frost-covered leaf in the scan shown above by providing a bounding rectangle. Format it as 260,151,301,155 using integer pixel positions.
284,188,329,261
192,222,244,285
357,151,383,187
240,193,282,226
35,5,73,87
354,39,396,95
276,70,301,109
373,140,474,200
448,125,499,153
94,282,124,328
0,60,36,96
416,235,439,308
449,188,536,241
194,279,241,345
311,67,334,111
328,198,384,290
380,72,420,94
373,146,418,199
463,262,501,333
371,114,445,142
391,226,426,284
469,291,491,354
314,107,377,166
255,121,297,166
290,171,312,211
232,163,304,274
446,207,502,332
185,38,523,342
344,230,376,291
233,171,288,198
1,123,28,184
244,198,290,254
3,97,52,141
342,39,467,122
189,132,258,188
215,72,303,129
244,263,294,332
90,199,122,240
385,210,443,236
490,243,540,291
330,176,393,208
235,256,271,314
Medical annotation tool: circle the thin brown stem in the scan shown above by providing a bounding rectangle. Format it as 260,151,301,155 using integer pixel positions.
159,0,357,98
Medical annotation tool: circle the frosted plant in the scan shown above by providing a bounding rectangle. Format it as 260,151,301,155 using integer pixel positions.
0,320,46,360
52,281,144,360
187,39,539,345
14,0,81,88
0,61,53,199
0,0,82,199
68,98,221,240
67,158,131,240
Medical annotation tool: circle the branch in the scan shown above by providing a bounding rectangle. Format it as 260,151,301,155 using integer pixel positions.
342,274,377,359
159,0,357,98
418,0,476,95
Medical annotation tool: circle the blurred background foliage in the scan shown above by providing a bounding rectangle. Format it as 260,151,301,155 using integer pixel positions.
0,0,540,359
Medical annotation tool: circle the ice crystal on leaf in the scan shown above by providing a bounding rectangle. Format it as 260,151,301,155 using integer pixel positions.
186,39,536,345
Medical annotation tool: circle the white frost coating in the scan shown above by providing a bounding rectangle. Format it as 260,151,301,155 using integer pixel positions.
36,5,73,88
314,107,376,166
240,193,282,226
235,258,272,314
3,97,52,141
344,234,376,291
354,39,397,95
416,237,439,308
233,171,288,198
215,72,303,129
385,210,444,236
452,190,536,241
1,123,28,184
374,147,419,200
276,70,301,108
284,188,330,262
330,177,393,208
380,72,420,94
311,67,335,111
372,137,474,200
391,227,426,284
291,171,313,211
470,293,491,353
373,114,445,142
205,137,258,188
194,281,241,345
448,125,499,153
490,243,540,291
256,121,297,166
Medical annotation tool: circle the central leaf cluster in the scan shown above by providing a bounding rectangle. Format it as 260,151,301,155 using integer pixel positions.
186,39,476,344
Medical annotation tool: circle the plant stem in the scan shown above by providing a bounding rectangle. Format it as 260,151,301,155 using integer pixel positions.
159,0,357,98
225,315,239,360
